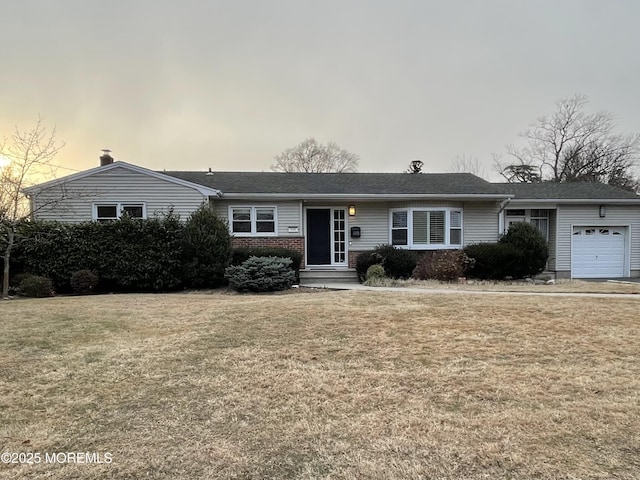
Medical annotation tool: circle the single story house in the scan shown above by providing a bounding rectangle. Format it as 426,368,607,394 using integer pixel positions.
23,155,640,279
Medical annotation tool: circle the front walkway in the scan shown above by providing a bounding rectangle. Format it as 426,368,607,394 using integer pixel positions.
300,282,640,299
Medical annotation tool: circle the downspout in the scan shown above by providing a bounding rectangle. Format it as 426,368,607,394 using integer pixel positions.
497,197,512,235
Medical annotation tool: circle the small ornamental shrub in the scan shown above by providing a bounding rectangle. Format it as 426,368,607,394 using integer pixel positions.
463,242,522,280
365,264,386,280
231,247,302,283
70,269,99,295
225,256,295,292
499,222,549,278
19,275,54,298
412,250,474,281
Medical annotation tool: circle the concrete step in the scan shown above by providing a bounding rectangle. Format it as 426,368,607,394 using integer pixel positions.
299,269,359,285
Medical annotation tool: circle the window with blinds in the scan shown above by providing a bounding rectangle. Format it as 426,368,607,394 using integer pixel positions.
391,208,462,248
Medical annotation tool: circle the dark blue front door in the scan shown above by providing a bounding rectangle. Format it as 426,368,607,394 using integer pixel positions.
306,209,331,265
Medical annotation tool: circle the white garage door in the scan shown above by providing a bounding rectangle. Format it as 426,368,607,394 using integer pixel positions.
572,227,626,278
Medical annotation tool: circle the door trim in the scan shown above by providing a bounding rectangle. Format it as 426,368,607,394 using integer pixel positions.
304,207,349,267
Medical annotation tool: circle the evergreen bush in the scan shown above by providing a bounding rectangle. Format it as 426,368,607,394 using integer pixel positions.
499,222,549,278
231,247,302,282
182,205,232,288
356,245,417,281
463,242,522,280
225,256,295,292
70,269,99,295
19,274,54,297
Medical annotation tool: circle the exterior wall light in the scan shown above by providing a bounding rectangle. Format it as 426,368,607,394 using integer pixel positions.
348,205,356,216
599,205,606,218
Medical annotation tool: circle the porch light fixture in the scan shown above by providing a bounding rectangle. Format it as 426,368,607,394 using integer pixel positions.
599,205,606,218
348,205,356,216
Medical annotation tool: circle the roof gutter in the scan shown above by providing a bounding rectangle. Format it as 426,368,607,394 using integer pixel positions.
218,193,513,201
506,198,640,205
498,197,513,213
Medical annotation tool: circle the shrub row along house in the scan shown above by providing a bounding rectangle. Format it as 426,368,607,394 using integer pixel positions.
24,153,640,280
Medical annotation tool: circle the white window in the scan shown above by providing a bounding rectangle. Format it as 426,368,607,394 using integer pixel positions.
390,208,463,249
93,203,146,222
506,209,549,240
229,206,276,235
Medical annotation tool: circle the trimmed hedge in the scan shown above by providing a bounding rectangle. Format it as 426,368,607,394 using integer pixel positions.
231,247,302,283
12,213,186,292
225,256,295,292
412,249,473,281
463,243,522,280
355,244,418,281
19,274,54,298
464,223,549,280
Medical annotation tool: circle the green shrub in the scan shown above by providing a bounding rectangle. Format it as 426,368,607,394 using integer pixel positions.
70,269,99,295
231,247,302,283
412,249,474,281
19,274,54,298
463,242,522,280
366,264,386,280
499,222,549,278
355,250,376,282
225,256,295,292
13,213,185,293
182,205,232,288
355,245,417,281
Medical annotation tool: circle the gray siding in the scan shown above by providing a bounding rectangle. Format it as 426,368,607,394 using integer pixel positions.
347,202,389,251
213,200,303,237
32,166,207,222
462,202,500,245
556,205,640,274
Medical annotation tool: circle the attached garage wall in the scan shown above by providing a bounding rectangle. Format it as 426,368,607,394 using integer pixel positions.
556,205,640,277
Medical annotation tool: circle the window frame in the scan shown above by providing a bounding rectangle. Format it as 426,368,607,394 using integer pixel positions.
389,208,463,249
228,206,278,236
92,202,146,221
506,208,550,241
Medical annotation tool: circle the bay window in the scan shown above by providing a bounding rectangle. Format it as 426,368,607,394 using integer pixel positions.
390,208,463,248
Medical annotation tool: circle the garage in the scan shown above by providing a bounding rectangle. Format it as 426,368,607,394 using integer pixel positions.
571,227,626,278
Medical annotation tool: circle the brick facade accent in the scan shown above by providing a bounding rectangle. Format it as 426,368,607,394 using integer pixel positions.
231,236,306,268
348,250,360,269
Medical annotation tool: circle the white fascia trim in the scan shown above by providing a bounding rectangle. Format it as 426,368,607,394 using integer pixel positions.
220,193,513,201
23,161,222,197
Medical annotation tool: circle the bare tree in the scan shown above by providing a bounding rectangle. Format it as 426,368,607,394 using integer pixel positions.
496,95,640,190
271,138,359,173
1,117,64,298
450,154,488,179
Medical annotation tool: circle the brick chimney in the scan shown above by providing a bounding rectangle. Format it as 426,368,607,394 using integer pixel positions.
100,149,114,166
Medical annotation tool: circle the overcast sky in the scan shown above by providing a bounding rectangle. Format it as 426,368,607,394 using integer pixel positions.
1,0,639,179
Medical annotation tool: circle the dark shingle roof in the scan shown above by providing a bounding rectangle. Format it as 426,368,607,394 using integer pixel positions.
163,171,503,196
494,182,640,200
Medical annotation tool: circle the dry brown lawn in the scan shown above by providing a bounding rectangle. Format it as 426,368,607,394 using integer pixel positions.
1,290,639,479
385,278,640,295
